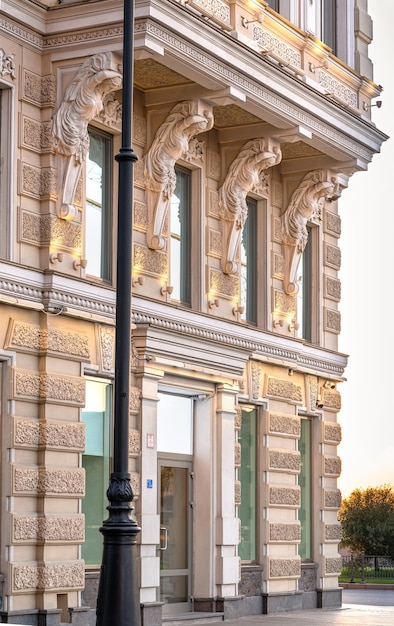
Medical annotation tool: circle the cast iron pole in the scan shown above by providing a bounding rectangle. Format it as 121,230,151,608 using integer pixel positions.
96,0,140,624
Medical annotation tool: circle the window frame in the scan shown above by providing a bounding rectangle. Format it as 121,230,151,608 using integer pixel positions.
85,126,113,283
238,406,259,563
297,224,319,343
241,198,258,325
0,84,13,260
298,415,313,561
169,165,192,306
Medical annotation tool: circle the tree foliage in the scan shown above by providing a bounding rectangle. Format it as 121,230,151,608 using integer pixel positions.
338,485,394,558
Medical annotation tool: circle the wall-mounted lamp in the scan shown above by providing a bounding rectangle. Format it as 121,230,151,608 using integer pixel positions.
233,305,245,315
288,319,300,332
73,258,88,270
273,318,284,328
49,252,64,264
160,284,173,296
242,13,264,28
208,297,220,309
309,59,330,73
363,100,382,111
324,380,336,390
132,276,144,287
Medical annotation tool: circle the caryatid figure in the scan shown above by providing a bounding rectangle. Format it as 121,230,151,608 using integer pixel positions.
52,52,122,219
144,100,214,250
281,170,338,294
219,138,282,274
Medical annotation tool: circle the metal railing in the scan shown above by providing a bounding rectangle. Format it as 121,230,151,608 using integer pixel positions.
341,553,394,583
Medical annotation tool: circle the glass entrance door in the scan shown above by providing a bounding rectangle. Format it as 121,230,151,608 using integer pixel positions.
159,459,192,614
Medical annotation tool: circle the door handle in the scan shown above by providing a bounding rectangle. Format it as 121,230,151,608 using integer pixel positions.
160,526,168,550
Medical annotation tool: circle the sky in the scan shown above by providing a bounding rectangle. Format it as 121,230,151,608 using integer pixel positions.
337,0,394,498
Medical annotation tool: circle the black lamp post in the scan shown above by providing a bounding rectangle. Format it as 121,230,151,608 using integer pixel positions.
96,0,141,624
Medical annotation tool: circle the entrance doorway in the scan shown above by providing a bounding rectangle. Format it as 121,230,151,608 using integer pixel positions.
159,458,193,614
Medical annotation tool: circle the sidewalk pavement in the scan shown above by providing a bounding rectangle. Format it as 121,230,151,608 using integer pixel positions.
195,589,394,626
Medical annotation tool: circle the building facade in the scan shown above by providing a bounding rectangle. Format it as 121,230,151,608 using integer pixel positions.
0,0,387,624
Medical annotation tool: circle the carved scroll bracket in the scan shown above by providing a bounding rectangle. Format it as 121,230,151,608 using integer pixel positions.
219,138,282,274
143,100,214,250
281,169,339,295
52,53,122,220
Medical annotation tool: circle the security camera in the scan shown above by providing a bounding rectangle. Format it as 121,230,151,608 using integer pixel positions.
376,100,382,108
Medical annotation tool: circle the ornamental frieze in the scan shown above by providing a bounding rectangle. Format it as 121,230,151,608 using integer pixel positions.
13,418,85,451
13,370,85,405
12,514,85,543
268,449,300,473
269,486,300,508
12,560,85,593
6,321,89,359
266,376,302,403
269,522,301,543
268,412,300,438
13,467,85,496
269,557,301,579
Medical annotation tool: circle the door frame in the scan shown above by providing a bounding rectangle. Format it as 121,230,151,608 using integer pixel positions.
158,454,193,615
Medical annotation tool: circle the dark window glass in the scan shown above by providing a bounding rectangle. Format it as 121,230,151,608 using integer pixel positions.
239,408,257,561
241,199,258,324
170,166,191,305
299,418,312,559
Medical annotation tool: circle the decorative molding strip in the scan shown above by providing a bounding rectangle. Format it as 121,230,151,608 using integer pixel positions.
0,17,43,50
12,560,85,593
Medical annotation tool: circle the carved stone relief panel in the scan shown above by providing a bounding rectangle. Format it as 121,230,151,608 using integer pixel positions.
324,242,341,270
324,523,342,542
324,307,341,334
209,269,239,299
324,556,342,575
208,228,223,258
321,388,341,411
268,449,300,473
5,320,89,360
130,472,140,499
266,376,303,404
129,429,141,457
133,244,168,277
324,488,342,509
269,558,301,579
323,455,341,477
20,163,57,200
22,69,56,107
272,252,284,279
11,560,85,593
13,418,85,451
98,326,115,372
268,412,300,438
250,361,263,399
269,522,301,543
208,189,220,217
207,149,221,180
12,514,85,543
305,375,318,413
323,422,342,445
133,201,148,232
269,485,300,508
12,369,85,406
273,290,296,317
0,47,16,79
324,210,341,238
12,466,85,496
324,276,341,302
21,116,52,153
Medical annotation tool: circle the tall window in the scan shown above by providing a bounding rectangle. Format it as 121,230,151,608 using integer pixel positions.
298,417,312,559
238,407,257,562
266,0,279,11
0,86,11,259
86,128,112,280
321,0,337,53
240,199,257,324
297,225,313,342
169,166,191,305
82,378,112,565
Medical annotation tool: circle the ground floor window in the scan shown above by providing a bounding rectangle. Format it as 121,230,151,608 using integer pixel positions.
298,417,312,559
238,407,257,561
81,377,112,565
